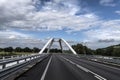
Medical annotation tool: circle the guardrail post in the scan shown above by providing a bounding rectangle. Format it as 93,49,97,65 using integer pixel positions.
11,56,13,59
2,57,5,60
2,64,6,69
30,57,31,60
17,60,19,64
25,58,27,61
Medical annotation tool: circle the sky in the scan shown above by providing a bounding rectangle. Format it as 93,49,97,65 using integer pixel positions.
0,0,120,49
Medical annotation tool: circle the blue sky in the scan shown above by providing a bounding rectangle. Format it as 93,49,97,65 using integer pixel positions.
0,0,120,49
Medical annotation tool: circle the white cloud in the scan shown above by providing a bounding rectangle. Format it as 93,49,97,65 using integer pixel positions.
86,41,120,50
8,35,16,39
85,20,120,41
100,0,116,7
0,0,100,32
0,0,99,47
0,0,120,49
115,11,120,15
85,29,120,41
0,30,46,48
0,0,34,25
0,30,29,39
83,19,120,49
0,30,73,49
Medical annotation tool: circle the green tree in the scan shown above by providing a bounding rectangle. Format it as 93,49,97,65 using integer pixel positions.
72,44,84,54
15,47,23,52
113,48,120,56
0,48,3,52
33,47,40,53
23,47,32,52
4,47,13,53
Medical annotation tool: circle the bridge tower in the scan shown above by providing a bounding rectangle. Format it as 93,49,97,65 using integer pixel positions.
39,38,77,55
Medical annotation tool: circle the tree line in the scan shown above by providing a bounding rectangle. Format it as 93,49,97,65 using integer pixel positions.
72,44,120,57
0,47,40,53
0,44,120,56
0,47,63,53
0,47,63,56
72,44,95,55
95,44,120,56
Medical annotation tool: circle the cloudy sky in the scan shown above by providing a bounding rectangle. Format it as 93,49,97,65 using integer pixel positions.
0,0,120,49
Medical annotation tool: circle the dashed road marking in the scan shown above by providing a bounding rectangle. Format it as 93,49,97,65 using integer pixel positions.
61,56,107,80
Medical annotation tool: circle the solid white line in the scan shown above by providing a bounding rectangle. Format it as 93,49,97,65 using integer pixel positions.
95,75,103,80
61,56,107,80
89,70,107,80
40,56,52,80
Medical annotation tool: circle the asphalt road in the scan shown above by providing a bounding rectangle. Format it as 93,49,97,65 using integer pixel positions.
15,54,120,80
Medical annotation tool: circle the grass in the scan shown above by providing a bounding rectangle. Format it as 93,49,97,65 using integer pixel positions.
0,52,34,56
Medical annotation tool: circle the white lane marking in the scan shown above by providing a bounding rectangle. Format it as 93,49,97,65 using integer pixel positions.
95,75,104,80
61,56,107,80
40,56,52,80
89,70,107,80
61,57,89,72
76,64,89,72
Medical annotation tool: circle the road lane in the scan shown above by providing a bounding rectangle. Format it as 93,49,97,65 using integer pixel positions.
40,56,52,80
44,54,98,80
62,54,120,80
15,55,51,80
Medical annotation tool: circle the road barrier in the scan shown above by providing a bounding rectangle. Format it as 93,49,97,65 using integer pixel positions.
0,53,49,80
79,55,120,65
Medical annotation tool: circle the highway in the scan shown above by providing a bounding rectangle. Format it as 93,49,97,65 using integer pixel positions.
15,54,120,80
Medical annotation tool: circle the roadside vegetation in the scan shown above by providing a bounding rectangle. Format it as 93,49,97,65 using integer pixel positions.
0,44,120,57
0,47,40,56
72,44,120,57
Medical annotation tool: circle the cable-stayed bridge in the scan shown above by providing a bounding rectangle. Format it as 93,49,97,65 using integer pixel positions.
0,38,120,80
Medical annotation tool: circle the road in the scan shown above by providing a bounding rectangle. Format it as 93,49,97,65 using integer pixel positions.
15,54,120,80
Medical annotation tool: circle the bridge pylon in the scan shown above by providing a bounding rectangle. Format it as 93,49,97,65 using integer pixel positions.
39,38,77,55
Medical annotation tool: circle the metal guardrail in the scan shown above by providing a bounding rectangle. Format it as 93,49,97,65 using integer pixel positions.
0,53,49,80
0,54,41,69
79,55,120,65
0,54,34,60
0,55,20,59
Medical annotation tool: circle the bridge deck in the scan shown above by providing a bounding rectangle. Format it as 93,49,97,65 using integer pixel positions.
15,54,120,80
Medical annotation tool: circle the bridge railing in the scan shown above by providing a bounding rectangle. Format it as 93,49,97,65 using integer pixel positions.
0,54,43,69
0,54,36,60
78,54,120,65
0,53,49,80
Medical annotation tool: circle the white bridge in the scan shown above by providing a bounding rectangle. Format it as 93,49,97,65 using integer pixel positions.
39,38,77,55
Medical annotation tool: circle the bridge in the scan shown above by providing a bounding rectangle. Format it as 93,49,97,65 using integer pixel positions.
0,38,120,80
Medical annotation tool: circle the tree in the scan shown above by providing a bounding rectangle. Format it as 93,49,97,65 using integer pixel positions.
15,47,23,52
96,49,105,55
85,47,94,55
33,47,40,53
95,44,120,56
23,47,32,52
105,46,113,56
72,44,85,54
50,48,62,53
0,48,3,52
113,48,120,56
4,47,13,53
